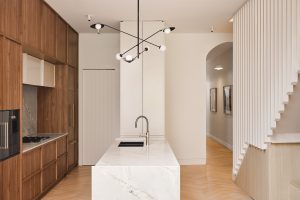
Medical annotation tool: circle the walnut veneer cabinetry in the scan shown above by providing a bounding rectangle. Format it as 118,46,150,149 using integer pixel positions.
22,0,42,52
0,36,22,110
67,66,78,170
67,27,78,68
41,3,56,59
22,136,67,200
0,0,22,42
56,16,67,63
22,148,41,200
0,156,21,200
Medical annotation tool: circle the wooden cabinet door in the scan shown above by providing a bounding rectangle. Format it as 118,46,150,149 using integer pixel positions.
42,141,56,167
22,172,41,200
68,67,75,142
57,153,67,180
22,0,42,51
0,38,22,110
42,162,56,192
2,156,21,200
56,16,67,63
22,148,41,179
0,0,21,41
3,0,22,42
57,136,67,157
67,27,78,68
42,3,56,58
68,141,75,169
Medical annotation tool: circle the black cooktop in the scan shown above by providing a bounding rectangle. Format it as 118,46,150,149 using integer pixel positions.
23,136,51,143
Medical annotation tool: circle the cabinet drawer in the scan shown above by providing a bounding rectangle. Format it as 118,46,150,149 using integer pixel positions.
57,136,67,157
68,142,75,169
22,172,41,200
42,162,56,191
57,153,67,180
42,141,56,167
22,148,41,179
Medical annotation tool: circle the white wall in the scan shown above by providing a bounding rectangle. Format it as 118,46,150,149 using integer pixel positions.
165,33,232,165
206,47,233,150
79,33,120,165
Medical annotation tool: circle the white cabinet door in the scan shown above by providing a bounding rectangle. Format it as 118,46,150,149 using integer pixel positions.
82,69,118,165
120,22,143,136
142,21,165,136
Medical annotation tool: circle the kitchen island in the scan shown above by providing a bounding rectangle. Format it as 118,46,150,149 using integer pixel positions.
92,139,180,200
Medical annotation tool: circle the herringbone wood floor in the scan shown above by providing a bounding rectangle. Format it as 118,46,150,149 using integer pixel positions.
43,138,250,200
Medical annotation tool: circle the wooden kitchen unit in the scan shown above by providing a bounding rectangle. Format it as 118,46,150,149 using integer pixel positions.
22,135,68,200
0,0,79,199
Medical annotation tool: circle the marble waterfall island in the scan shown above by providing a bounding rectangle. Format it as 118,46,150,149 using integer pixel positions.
92,140,180,200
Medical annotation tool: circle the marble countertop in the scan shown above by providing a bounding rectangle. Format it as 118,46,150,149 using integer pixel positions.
96,139,179,166
22,133,68,153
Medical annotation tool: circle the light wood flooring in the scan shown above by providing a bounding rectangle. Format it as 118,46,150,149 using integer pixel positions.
43,137,251,200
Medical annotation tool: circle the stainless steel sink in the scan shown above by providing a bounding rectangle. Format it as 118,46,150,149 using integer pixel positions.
118,141,144,147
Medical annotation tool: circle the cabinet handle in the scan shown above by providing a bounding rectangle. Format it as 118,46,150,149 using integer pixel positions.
72,104,75,127
0,122,9,150
5,122,8,149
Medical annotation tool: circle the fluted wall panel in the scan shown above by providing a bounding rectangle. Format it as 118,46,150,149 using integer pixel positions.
233,0,300,175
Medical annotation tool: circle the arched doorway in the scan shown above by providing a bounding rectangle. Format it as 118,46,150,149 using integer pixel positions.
206,42,233,150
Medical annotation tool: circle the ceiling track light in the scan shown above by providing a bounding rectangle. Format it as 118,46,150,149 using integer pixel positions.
90,0,175,63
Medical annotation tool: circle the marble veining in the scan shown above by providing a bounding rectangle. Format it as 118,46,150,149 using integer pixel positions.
92,139,180,200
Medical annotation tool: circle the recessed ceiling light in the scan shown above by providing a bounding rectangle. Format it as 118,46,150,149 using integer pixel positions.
214,66,223,71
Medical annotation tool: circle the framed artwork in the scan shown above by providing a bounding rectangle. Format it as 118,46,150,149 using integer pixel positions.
210,88,217,112
223,85,232,115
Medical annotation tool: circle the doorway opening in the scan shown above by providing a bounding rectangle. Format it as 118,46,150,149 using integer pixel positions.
206,42,233,150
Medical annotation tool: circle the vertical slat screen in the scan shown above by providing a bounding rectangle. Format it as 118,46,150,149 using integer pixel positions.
233,0,300,175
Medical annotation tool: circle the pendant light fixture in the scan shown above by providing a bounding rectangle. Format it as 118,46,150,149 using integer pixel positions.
90,0,175,63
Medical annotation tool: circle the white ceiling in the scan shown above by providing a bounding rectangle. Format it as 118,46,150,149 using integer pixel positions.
46,0,247,33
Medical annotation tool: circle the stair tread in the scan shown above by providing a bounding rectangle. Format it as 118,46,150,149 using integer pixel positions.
269,133,300,143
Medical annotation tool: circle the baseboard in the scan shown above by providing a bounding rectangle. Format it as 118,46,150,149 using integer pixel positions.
178,158,206,165
207,133,233,151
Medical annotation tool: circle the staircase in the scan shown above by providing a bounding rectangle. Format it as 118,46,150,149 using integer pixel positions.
233,0,300,176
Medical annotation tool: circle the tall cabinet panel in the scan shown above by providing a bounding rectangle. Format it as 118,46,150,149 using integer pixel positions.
0,0,22,42
67,66,78,169
120,21,143,136
37,65,68,133
67,27,78,68
41,3,56,59
56,16,67,63
22,0,42,51
1,156,21,200
0,37,22,110
120,21,165,137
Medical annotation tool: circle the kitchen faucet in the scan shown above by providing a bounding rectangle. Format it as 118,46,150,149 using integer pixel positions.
135,115,149,146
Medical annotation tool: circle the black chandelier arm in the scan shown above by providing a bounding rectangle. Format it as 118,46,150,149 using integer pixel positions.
103,23,160,48
121,29,162,56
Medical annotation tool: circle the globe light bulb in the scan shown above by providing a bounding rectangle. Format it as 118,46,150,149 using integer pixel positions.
163,28,171,34
125,55,133,62
159,45,167,52
95,24,102,30
116,53,122,60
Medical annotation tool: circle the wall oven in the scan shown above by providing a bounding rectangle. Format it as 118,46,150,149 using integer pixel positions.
0,110,20,161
